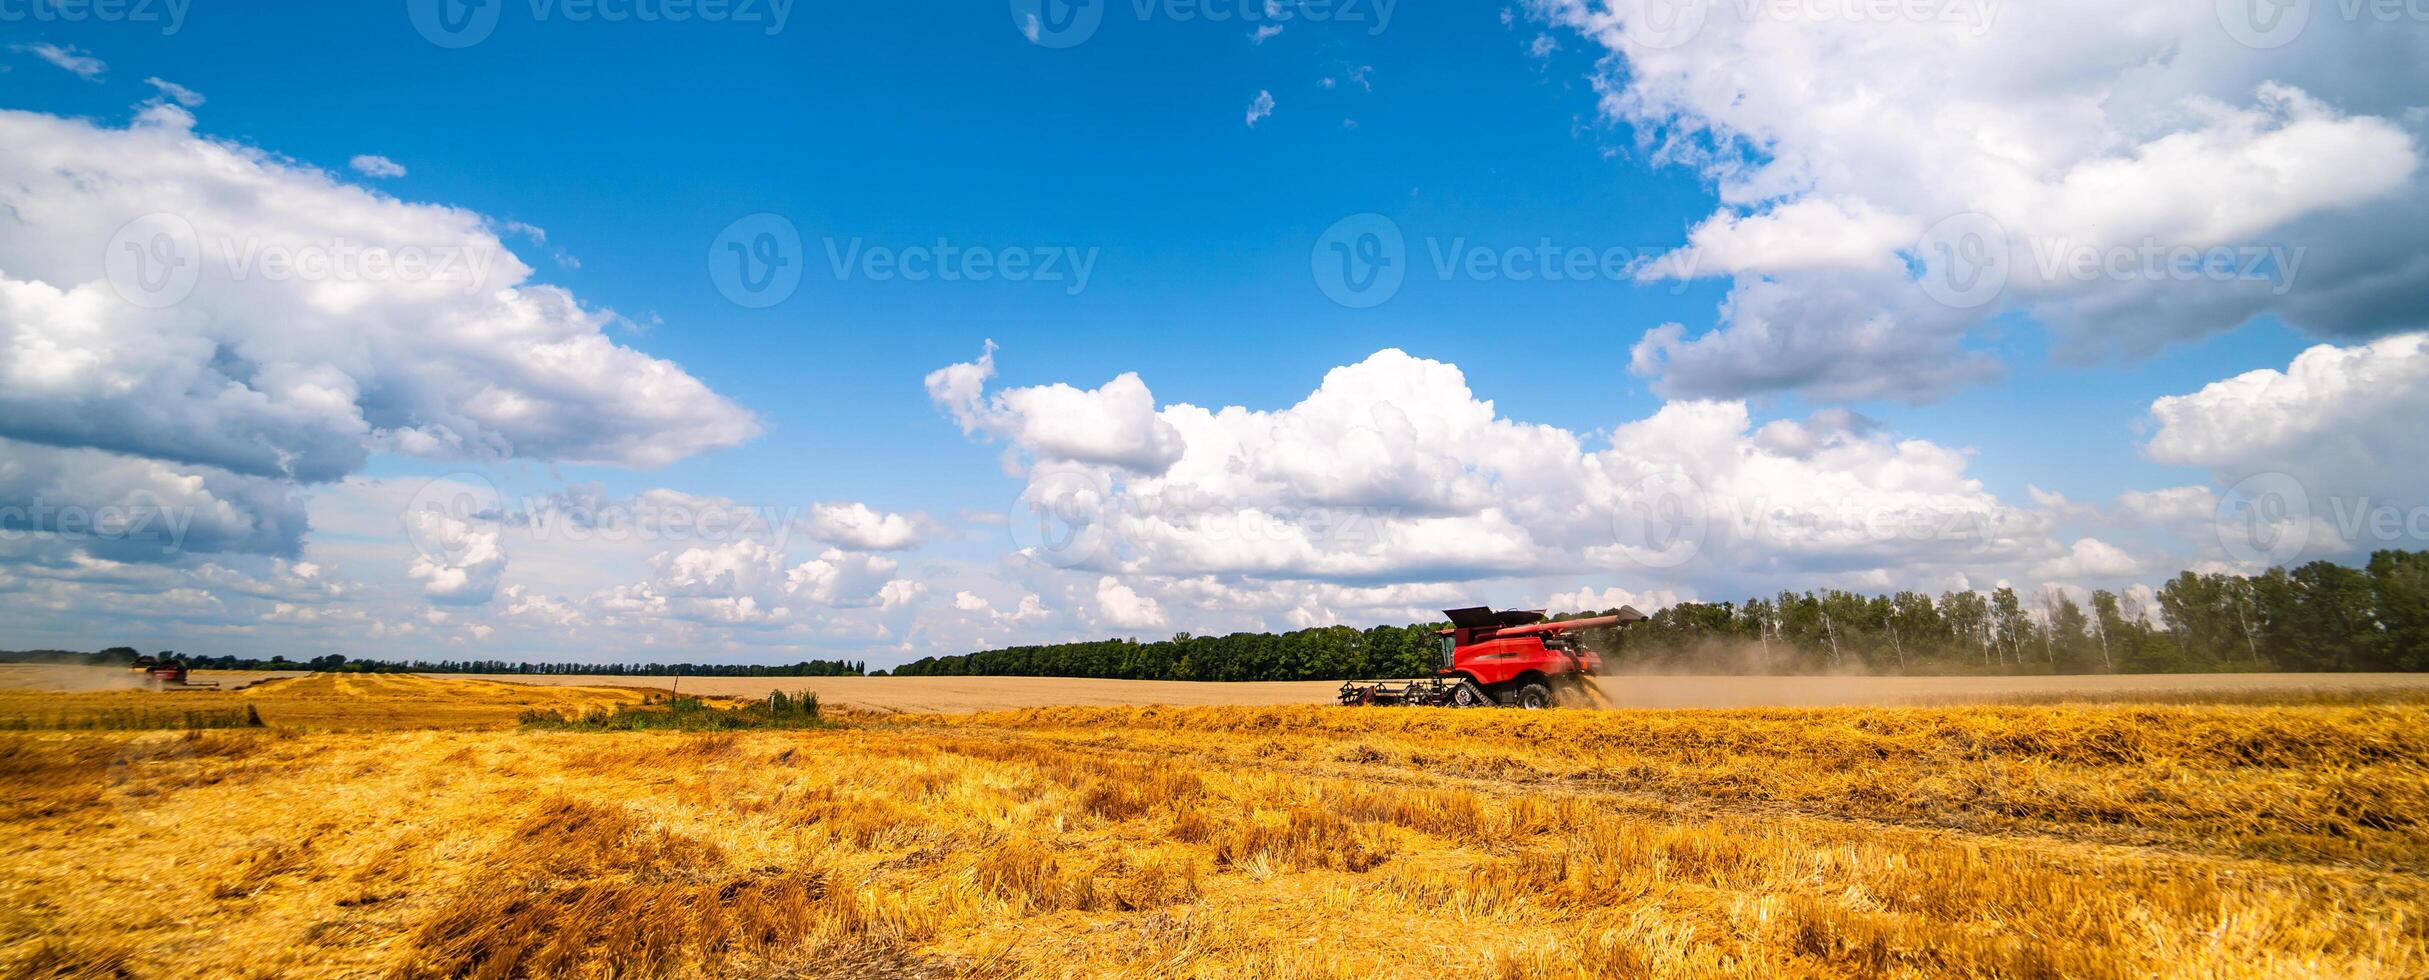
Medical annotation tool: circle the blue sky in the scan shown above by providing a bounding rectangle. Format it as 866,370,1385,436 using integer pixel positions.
0,1,2421,664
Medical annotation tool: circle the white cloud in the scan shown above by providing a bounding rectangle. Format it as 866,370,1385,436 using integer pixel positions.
0,436,304,558
784,548,906,608
1527,0,2429,400
2146,332,2429,506
348,154,407,178
926,342,1185,473
1245,90,1276,127
802,502,924,551
0,108,757,489
16,43,104,80
1095,576,1167,629
1250,24,1284,44
404,509,506,604
2029,537,2146,582
1640,197,1921,279
2114,486,2217,527
143,78,204,107
938,345,2055,596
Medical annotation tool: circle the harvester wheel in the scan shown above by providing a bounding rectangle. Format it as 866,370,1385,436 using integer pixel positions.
1516,682,1554,710
1450,681,1490,708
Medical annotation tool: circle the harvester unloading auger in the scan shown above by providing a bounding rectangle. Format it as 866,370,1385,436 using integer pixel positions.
1338,606,1647,709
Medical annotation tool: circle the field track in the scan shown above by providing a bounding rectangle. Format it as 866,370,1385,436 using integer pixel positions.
436,669,2429,713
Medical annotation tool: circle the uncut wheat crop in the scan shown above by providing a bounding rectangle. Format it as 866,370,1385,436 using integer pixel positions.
2,674,2426,978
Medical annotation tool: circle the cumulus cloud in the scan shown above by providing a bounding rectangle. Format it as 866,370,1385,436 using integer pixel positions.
1527,0,2429,400
404,509,506,604
926,342,1186,474
0,437,305,558
1095,576,1167,629
0,108,757,488
1245,90,1276,127
802,502,923,552
1640,197,1920,279
2029,538,2147,582
937,345,2056,601
2146,332,2429,508
785,548,905,608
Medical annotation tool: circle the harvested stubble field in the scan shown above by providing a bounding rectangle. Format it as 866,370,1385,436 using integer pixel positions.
3,675,2427,977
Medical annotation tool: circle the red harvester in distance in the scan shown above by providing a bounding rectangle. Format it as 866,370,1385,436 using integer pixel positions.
1338,605,1648,709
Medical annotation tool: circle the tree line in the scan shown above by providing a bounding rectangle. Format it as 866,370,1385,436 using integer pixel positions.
892,550,2429,679
0,649,867,677
7,550,2421,680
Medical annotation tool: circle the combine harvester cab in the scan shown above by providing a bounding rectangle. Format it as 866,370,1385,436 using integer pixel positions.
1339,605,1646,708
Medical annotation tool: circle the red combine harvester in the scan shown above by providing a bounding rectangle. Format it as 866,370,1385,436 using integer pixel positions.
1338,605,1647,709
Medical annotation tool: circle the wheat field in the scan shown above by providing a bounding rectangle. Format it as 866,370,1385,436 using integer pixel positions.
3,674,2426,978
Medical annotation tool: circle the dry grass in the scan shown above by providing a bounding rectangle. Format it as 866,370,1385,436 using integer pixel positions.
0,677,2425,977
